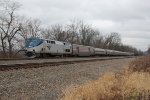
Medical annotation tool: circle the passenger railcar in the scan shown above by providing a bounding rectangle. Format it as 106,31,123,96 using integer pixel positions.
94,48,106,56
106,49,114,56
72,44,95,56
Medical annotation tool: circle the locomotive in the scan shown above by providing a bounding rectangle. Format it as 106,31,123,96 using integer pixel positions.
24,37,134,58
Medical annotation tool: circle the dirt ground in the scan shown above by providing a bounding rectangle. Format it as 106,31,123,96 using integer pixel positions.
0,58,134,100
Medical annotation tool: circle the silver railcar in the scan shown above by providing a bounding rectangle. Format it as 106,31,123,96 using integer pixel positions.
72,44,95,56
94,48,106,55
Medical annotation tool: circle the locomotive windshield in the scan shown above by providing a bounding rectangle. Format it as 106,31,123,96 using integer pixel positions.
25,37,43,48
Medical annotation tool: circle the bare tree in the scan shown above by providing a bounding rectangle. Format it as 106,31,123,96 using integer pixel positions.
79,21,98,45
93,32,105,48
0,0,8,55
43,24,70,41
27,19,41,37
67,20,80,44
148,45,150,54
103,32,121,49
19,17,41,40
0,26,7,54
0,0,21,57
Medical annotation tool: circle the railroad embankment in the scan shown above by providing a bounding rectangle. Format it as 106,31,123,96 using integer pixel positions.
0,58,133,100
61,56,150,100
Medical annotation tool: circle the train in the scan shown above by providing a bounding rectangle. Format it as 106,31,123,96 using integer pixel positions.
24,37,134,58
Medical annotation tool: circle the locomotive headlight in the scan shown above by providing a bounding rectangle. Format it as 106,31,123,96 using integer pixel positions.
29,45,33,48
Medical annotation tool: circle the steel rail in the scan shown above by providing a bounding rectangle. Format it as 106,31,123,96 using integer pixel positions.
0,56,134,71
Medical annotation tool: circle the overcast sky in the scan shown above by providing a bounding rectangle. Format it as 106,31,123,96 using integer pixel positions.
15,0,150,51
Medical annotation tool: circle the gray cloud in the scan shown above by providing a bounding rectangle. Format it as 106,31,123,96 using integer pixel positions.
16,0,150,51
122,37,150,51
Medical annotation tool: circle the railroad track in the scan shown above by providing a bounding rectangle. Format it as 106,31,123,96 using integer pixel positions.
0,56,134,61
0,56,135,71
0,57,65,61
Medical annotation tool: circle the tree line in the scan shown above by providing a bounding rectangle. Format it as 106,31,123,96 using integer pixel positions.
0,0,143,57
147,45,150,54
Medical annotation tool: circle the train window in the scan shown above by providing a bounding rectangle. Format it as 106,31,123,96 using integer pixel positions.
51,41,55,44
65,49,70,52
47,40,51,43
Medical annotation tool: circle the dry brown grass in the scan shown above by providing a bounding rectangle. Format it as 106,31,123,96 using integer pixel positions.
0,51,24,58
129,55,150,72
61,56,150,100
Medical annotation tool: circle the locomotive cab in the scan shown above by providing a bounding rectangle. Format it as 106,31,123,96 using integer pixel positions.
25,37,44,57
25,37,43,48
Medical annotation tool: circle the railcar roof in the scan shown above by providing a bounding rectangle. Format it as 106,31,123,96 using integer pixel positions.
72,44,94,47
44,39,71,45
95,48,106,50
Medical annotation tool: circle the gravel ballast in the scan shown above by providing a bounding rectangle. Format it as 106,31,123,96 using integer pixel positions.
0,58,134,100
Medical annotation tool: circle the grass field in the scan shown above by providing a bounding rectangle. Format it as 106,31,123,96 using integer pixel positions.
61,56,150,100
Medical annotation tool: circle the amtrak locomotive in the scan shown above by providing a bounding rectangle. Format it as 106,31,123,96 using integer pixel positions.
24,37,134,58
